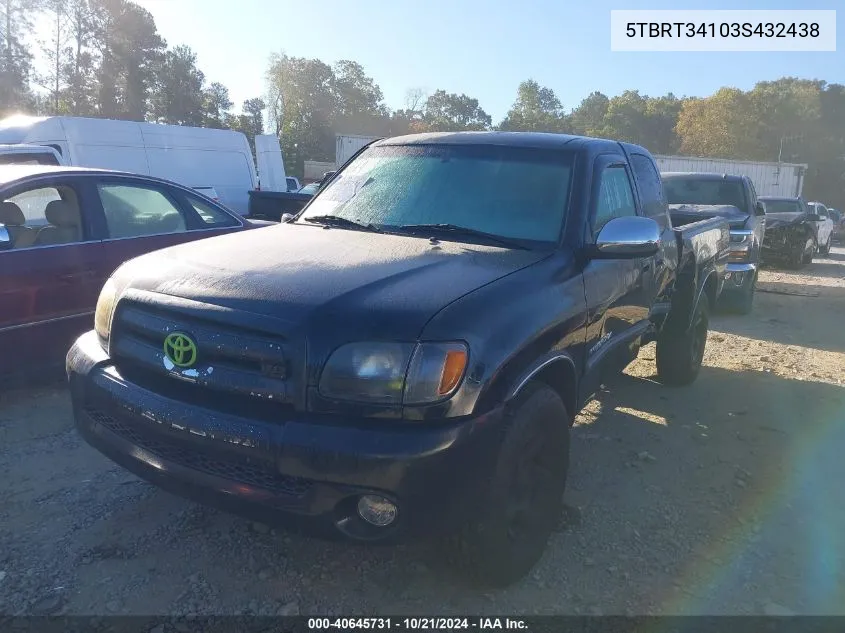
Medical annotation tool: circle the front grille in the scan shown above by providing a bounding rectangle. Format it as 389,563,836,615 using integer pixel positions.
110,300,298,407
86,406,312,498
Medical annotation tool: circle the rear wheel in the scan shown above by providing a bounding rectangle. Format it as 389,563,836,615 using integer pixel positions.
819,238,831,256
447,382,570,587
656,294,709,386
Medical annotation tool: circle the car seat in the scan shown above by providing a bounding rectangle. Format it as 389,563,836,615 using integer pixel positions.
0,201,37,248
34,200,81,246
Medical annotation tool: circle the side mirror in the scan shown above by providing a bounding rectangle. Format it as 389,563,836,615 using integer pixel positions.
0,224,11,250
593,216,660,259
755,201,767,216
280,213,295,223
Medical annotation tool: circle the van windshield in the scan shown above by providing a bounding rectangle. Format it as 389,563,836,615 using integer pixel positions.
298,144,574,249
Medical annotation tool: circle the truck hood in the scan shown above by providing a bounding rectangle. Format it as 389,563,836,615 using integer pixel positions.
765,212,811,230
115,223,549,339
668,204,749,229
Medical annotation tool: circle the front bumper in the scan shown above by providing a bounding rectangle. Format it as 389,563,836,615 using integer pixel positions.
722,262,757,294
68,331,505,542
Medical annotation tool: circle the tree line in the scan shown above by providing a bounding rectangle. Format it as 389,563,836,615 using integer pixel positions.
1,0,264,141
2,1,842,208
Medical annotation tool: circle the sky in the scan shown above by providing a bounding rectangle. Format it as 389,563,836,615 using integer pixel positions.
128,0,843,122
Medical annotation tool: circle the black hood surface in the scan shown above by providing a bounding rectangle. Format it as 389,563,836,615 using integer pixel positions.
765,211,810,230
116,223,549,338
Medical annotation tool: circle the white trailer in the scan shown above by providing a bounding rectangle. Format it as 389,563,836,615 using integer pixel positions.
655,155,807,198
0,115,288,215
336,134,381,169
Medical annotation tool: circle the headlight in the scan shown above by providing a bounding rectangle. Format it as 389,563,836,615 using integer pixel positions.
319,341,468,406
728,230,753,261
93,275,130,349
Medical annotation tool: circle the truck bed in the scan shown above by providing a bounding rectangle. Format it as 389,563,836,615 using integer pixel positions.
670,213,731,302
248,190,312,221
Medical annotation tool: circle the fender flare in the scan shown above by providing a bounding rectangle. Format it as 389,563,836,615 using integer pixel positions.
505,350,579,403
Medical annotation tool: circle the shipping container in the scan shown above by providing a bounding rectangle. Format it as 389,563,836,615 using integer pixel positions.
655,155,807,198
336,134,381,169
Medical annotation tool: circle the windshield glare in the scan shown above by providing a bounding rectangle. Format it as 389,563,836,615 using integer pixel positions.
663,178,747,212
763,199,803,214
298,144,573,247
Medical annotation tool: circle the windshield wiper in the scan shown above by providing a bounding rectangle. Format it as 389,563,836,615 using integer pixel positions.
302,215,383,233
396,224,528,249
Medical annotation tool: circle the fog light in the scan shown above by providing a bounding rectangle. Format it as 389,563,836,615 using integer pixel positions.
357,495,397,527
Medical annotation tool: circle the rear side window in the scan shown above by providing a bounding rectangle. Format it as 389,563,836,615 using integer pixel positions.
631,154,667,218
594,165,636,232
98,184,187,239
185,194,240,227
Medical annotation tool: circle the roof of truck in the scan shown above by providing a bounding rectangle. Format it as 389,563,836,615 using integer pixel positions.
661,172,746,181
373,131,649,154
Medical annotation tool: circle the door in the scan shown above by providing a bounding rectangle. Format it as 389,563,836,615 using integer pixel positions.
581,157,652,398
0,178,104,374
815,205,833,246
746,178,766,251
93,179,244,282
630,153,676,312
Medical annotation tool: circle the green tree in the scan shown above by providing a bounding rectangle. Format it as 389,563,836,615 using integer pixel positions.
675,87,763,158
36,0,70,114
93,0,164,120
202,81,232,128
570,91,609,137
63,0,98,115
150,44,205,125
420,89,491,131
332,59,386,118
0,0,39,115
498,79,569,132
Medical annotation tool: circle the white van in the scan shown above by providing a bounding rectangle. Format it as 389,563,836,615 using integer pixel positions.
0,116,287,215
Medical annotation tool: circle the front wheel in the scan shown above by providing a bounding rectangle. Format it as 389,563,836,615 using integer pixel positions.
656,295,709,386
446,382,570,587
819,238,831,256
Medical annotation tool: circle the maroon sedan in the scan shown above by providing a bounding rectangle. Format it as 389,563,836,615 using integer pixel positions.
0,165,268,376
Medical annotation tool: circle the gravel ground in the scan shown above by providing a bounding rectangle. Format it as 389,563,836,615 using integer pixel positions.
2,246,844,617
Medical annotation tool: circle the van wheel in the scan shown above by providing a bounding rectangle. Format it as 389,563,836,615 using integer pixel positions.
656,295,709,386
446,382,569,588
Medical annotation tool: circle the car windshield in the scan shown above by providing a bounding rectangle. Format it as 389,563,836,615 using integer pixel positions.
663,178,748,213
298,144,574,248
763,199,803,214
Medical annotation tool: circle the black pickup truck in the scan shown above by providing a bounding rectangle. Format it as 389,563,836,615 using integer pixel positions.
67,132,729,587
248,172,335,221
662,172,767,314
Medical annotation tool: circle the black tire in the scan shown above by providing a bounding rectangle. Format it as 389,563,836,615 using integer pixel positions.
446,382,570,587
790,236,815,268
819,238,831,256
656,294,709,386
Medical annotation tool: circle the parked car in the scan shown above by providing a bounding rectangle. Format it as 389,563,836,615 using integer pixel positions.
759,197,833,267
285,177,301,192
806,202,835,254
0,165,266,376
662,173,766,314
68,132,729,588
297,182,320,195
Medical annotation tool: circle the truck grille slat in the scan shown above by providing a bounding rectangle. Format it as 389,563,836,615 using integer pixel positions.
85,406,312,498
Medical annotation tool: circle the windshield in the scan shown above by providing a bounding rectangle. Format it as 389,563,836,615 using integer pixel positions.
663,178,748,212
298,144,574,248
763,199,804,214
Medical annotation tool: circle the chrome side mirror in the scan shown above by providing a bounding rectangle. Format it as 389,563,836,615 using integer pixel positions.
280,213,295,223
0,224,11,250
593,216,660,258
755,201,767,216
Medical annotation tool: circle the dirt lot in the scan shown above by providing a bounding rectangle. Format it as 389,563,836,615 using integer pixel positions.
2,247,844,618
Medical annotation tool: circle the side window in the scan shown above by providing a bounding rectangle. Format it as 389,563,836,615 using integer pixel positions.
630,154,667,218
1,184,84,249
98,184,187,239
594,165,637,233
184,193,240,228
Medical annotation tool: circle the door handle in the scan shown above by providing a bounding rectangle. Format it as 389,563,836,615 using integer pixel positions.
59,269,98,283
